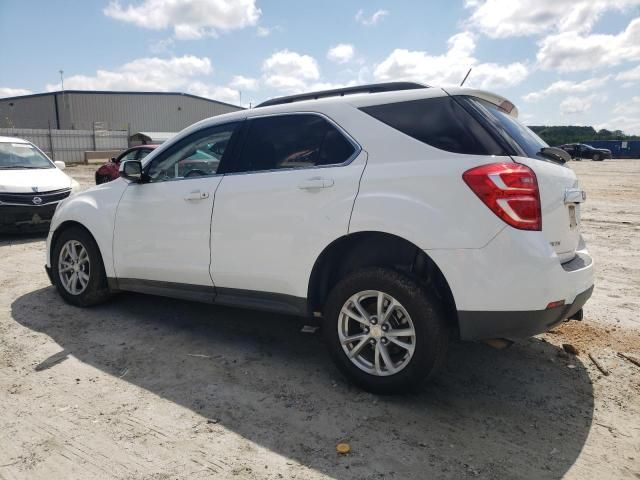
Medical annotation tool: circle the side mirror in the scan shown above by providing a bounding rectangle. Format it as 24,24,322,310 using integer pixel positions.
119,160,143,182
111,157,117,163
54,160,66,170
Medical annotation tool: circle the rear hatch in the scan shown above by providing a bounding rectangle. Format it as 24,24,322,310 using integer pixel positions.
455,92,584,263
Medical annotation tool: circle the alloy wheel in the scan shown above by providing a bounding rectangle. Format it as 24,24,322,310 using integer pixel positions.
58,239,91,295
338,290,416,376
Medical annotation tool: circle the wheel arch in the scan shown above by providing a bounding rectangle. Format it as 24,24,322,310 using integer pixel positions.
307,231,459,333
50,221,107,274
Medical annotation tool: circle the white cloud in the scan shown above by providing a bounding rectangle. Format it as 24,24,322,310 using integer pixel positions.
44,56,212,92
464,0,640,38
616,64,640,85
104,0,260,39
256,26,271,37
523,76,611,102
40,55,244,105
229,75,259,91
537,17,640,72
327,44,355,64
374,32,528,89
595,116,640,135
262,50,320,92
355,9,389,26
559,94,603,115
612,95,640,115
187,81,240,104
0,87,32,98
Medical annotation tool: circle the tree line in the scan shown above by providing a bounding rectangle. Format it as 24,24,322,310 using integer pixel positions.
528,126,640,146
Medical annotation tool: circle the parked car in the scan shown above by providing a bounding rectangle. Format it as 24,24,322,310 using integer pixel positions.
95,143,225,184
95,146,157,185
45,83,594,393
0,136,80,232
559,143,611,161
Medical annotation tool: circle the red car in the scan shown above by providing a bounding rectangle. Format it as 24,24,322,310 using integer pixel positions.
95,142,226,184
95,145,158,185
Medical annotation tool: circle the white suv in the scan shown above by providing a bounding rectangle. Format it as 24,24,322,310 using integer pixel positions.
45,83,594,393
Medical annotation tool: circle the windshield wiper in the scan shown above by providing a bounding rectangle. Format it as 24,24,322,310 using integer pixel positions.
538,147,570,165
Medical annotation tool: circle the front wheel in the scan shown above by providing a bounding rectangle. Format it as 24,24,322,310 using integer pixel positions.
323,268,448,394
52,226,112,306
592,153,602,161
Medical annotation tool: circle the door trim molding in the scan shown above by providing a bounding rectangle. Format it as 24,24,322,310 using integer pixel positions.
107,278,308,316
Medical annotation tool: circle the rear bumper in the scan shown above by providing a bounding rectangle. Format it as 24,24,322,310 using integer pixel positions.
458,285,593,341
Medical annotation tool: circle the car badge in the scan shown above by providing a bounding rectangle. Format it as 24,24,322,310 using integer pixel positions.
32,196,42,205
32,186,39,192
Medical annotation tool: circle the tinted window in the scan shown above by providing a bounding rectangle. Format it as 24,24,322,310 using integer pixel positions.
146,122,238,182
466,97,548,160
360,97,505,155
231,114,355,173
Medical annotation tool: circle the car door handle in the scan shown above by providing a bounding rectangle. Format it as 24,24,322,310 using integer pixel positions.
184,190,209,201
298,177,335,190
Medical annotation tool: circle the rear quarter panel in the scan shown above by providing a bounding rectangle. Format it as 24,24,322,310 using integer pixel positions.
344,107,509,249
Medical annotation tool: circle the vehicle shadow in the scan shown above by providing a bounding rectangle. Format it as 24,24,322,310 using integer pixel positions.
12,287,594,479
0,232,47,247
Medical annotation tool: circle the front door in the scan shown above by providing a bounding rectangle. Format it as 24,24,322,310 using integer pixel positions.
113,122,240,289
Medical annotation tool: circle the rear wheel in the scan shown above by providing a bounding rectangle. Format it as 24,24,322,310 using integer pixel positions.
323,267,448,394
52,226,112,306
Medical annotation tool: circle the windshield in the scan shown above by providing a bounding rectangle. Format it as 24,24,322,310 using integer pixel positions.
467,97,549,160
0,142,54,169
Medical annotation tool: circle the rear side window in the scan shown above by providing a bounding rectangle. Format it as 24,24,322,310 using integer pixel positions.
231,114,356,173
360,96,505,156
466,97,548,160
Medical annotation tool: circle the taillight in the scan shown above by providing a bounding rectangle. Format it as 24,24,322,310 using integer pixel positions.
463,162,541,231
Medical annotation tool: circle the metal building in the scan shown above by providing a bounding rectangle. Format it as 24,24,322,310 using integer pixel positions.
0,90,242,132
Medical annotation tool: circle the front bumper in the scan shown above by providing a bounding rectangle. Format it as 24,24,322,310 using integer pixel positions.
457,285,593,340
0,204,58,232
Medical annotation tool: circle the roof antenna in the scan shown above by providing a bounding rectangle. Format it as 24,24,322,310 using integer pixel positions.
460,68,472,87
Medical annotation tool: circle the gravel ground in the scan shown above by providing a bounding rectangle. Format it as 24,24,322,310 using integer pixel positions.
1,160,639,480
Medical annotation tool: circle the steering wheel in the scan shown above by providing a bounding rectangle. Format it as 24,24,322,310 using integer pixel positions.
184,169,208,177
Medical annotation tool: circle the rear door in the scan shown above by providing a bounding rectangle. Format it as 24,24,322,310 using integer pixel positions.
466,97,583,262
210,112,365,301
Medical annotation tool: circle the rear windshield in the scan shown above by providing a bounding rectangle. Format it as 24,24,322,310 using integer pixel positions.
0,142,53,169
360,96,506,156
465,97,549,160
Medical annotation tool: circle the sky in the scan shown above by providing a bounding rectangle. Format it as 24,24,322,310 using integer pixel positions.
1,0,639,133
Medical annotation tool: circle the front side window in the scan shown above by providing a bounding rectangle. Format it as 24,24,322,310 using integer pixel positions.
229,114,356,173
0,142,53,169
360,97,505,156
146,122,238,182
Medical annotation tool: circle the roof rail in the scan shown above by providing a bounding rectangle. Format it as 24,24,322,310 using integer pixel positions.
256,82,428,108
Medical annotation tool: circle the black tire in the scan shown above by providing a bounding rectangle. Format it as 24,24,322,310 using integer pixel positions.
51,226,112,307
323,267,448,394
592,153,602,161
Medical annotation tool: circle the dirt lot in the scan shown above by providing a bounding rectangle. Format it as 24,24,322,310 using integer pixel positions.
1,160,639,480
